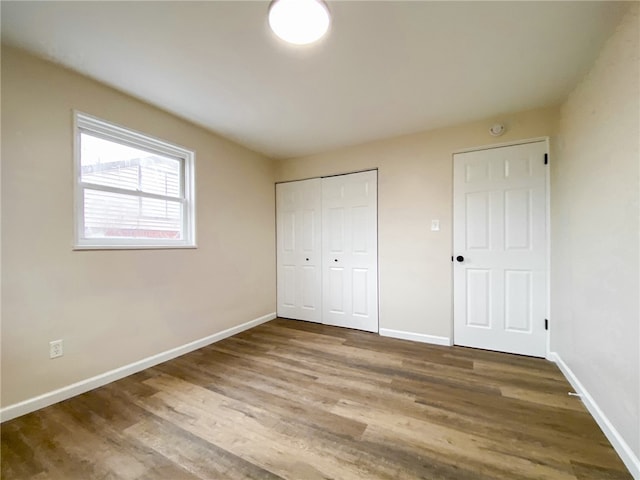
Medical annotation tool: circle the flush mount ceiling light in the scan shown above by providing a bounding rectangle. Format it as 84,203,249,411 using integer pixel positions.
268,0,331,46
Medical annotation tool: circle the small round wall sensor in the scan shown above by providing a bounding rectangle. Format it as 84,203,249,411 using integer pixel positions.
489,124,505,136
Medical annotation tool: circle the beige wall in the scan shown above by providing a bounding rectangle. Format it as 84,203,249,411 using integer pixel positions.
552,3,639,458
1,46,276,408
276,106,559,340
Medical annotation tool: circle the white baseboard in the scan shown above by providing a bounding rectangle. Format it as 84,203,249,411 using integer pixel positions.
0,312,276,423
379,328,452,347
548,352,639,479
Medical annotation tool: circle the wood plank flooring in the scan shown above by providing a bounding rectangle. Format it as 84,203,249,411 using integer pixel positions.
1,318,632,479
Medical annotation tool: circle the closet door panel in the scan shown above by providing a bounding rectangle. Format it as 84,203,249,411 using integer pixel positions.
276,179,322,322
322,171,378,332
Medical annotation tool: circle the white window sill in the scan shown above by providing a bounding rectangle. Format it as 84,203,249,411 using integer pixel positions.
73,244,198,251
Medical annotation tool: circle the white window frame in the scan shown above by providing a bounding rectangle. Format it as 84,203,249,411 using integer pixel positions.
73,111,196,249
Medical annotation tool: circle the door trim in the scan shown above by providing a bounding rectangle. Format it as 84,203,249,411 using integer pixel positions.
451,137,551,357
452,136,550,155
275,168,379,185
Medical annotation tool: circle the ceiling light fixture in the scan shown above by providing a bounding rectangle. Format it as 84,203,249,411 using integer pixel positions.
268,0,331,46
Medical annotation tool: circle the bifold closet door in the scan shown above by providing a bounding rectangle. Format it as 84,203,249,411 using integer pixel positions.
322,171,378,332
276,178,322,322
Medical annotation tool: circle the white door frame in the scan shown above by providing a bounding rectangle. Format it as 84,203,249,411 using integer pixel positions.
451,137,551,357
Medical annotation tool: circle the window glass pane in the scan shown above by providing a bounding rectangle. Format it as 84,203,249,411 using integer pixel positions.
80,132,182,198
84,189,183,240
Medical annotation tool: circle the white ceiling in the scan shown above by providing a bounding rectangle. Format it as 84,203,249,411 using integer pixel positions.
1,1,628,159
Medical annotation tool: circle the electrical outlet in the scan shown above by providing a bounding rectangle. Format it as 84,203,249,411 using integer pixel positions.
49,339,63,359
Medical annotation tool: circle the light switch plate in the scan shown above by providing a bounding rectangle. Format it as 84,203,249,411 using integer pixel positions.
431,219,440,231
49,339,63,359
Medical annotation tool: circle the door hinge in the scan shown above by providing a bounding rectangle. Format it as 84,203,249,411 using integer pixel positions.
544,153,548,165
545,319,549,330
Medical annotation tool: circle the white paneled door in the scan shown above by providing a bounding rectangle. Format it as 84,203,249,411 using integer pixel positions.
276,178,322,323
322,171,378,332
276,171,378,333
453,142,548,357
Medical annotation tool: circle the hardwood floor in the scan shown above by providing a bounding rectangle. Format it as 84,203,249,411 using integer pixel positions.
1,318,632,479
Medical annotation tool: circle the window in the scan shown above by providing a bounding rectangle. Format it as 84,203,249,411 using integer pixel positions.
74,112,196,249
